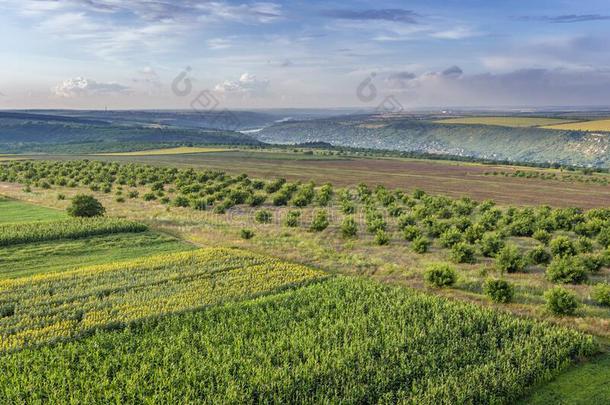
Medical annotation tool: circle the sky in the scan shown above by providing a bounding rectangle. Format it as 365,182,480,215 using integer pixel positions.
1,0,610,109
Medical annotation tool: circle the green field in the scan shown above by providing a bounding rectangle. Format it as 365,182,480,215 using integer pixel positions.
523,352,610,404
0,231,193,279
0,197,66,223
433,116,575,127
1,159,609,402
0,277,595,403
542,118,610,132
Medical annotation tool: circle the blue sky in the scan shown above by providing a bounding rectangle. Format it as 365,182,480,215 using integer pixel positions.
1,0,610,109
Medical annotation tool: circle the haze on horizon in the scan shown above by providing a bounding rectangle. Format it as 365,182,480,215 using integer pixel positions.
2,0,610,110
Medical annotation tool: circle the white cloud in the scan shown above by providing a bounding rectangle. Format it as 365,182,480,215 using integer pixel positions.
430,26,479,40
53,77,130,97
214,73,270,97
207,38,232,50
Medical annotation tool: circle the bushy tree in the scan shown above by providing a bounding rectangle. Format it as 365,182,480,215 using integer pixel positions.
424,263,457,288
527,245,551,265
546,256,587,284
544,286,578,315
67,194,105,217
374,230,390,245
310,210,329,232
483,279,514,303
592,283,610,306
440,227,462,248
284,210,301,227
450,242,476,264
496,245,525,273
340,216,358,238
412,236,430,253
480,233,505,257
255,209,273,224
402,225,421,241
550,236,577,257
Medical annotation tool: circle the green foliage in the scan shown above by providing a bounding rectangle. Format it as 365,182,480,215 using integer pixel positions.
440,227,462,248
592,283,610,306
402,225,421,241
310,210,329,232
255,209,273,224
172,195,190,208
340,216,358,238
546,256,588,284
143,192,157,201
544,286,579,315
412,236,430,254
450,242,477,264
424,263,457,287
374,230,390,245
533,229,551,244
0,278,596,404
247,193,266,207
67,194,105,218
0,218,147,247
479,232,505,257
284,210,301,228
527,245,551,265
483,279,514,303
496,245,526,273
550,236,577,257
316,184,333,206
240,229,254,240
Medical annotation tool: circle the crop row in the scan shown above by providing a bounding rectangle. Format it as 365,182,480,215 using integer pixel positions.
0,277,596,403
0,248,325,351
0,217,147,246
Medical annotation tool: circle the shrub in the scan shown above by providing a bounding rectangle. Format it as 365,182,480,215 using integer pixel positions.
340,216,358,238
284,210,301,227
143,192,157,201
544,286,579,315
424,263,457,288
402,225,421,241
57,193,66,201
397,214,416,230
484,279,514,303
592,283,610,306
255,209,272,224
128,191,139,199
115,196,126,203
310,210,329,232
190,199,207,211
598,227,610,248
374,230,390,246
580,253,604,273
550,236,577,257
240,229,254,240
527,245,551,265
496,245,525,274
247,193,266,207
172,195,190,208
480,233,505,257
532,229,551,244
450,243,476,264
575,237,594,253
67,195,105,218
412,236,430,254
440,228,462,248
546,256,587,284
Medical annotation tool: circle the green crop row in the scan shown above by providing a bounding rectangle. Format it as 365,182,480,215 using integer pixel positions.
0,217,147,246
0,248,325,351
0,277,596,403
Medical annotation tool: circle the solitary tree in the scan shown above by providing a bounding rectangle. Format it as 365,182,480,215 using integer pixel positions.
67,194,105,217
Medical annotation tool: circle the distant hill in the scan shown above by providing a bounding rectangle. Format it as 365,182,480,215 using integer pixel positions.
0,112,261,153
256,115,610,167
